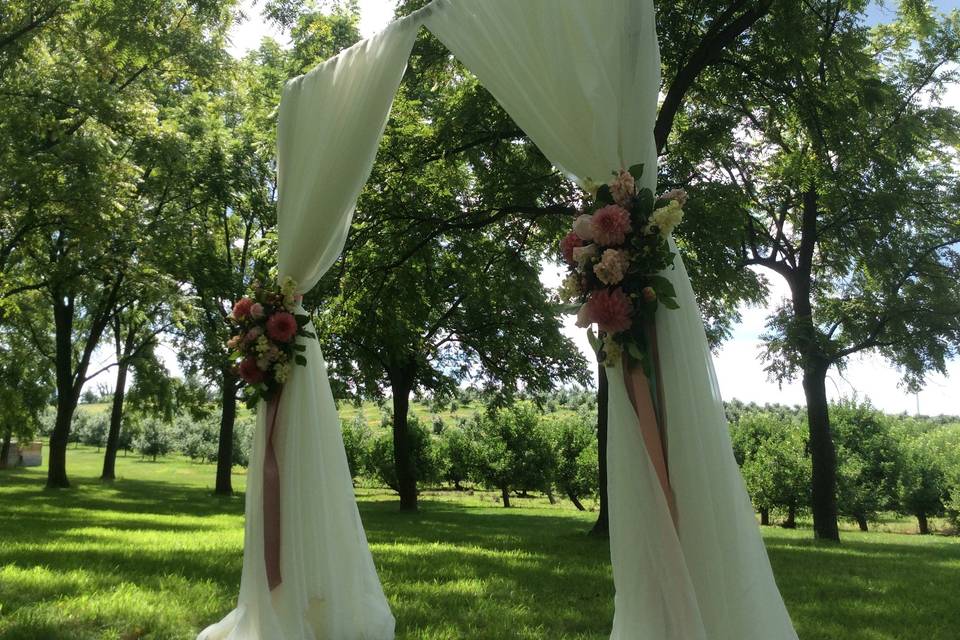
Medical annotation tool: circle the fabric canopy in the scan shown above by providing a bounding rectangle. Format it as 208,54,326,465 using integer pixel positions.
199,1,799,639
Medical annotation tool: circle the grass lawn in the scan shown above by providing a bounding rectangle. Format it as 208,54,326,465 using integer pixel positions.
1,447,958,639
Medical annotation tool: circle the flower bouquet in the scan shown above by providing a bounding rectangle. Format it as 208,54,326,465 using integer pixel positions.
559,164,687,375
227,276,314,407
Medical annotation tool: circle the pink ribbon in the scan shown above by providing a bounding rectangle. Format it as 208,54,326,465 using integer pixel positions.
263,389,283,590
622,323,677,527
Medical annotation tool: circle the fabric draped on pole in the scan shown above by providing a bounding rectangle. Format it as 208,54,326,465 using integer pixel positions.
199,1,798,639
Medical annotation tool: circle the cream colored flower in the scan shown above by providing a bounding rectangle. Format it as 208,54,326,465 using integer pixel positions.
572,243,597,266
559,273,582,302
651,200,684,236
274,362,291,383
602,335,622,366
593,249,631,285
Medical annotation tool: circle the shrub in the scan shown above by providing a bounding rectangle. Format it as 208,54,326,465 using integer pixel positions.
341,415,373,480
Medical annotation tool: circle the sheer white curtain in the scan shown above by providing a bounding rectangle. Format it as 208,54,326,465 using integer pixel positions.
427,3,796,638
197,17,420,640
200,1,798,638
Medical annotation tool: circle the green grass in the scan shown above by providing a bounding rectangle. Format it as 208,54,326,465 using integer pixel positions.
1,448,958,639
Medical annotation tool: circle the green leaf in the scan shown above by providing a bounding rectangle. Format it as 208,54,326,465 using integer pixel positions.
295,354,307,366
595,184,614,205
636,188,654,213
648,275,677,299
295,314,310,327
586,327,601,354
554,303,582,315
661,297,679,310
293,343,306,352
628,163,644,181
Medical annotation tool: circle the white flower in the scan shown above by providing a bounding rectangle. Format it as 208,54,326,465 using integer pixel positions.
593,249,631,285
573,214,595,241
280,276,298,297
255,335,270,354
609,169,636,206
572,243,597,266
651,200,684,237
559,273,581,302
602,335,622,366
256,357,271,371
274,362,291,383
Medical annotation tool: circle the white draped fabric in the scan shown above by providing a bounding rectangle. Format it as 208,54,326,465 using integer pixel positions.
199,1,798,639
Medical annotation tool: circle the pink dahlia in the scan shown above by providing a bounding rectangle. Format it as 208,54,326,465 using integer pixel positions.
592,205,632,246
660,188,688,207
587,288,633,334
560,231,583,265
232,297,254,320
266,311,298,343
238,357,265,384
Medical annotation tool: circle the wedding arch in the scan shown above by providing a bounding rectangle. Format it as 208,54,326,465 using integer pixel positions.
199,1,798,639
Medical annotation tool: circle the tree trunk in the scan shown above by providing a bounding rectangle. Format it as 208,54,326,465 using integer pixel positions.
760,507,770,526
47,295,79,489
100,359,130,481
545,485,557,505
917,511,930,535
0,428,11,468
566,487,586,511
390,368,418,512
803,364,840,540
590,364,609,537
501,486,511,508
214,371,238,496
855,513,869,532
783,504,797,529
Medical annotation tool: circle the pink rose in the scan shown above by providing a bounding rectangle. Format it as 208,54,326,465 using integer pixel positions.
586,288,633,334
609,169,636,206
560,231,583,266
572,243,597,266
232,297,254,320
573,214,595,241
266,311,298,343
592,205,632,246
238,357,265,384
250,303,265,319
244,327,262,343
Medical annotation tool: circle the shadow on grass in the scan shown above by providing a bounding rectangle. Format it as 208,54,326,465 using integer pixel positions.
2,467,959,639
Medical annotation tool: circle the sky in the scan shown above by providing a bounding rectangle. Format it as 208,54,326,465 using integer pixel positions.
152,0,960,416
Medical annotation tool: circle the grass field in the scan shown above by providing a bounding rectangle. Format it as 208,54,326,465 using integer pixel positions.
1,447,958,640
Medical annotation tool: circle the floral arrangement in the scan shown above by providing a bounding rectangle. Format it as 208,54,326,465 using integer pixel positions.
559,164,687,373
227,276,314,407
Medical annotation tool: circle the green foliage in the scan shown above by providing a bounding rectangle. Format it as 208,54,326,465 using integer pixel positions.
832,400,902,525
468,402,557,504
341,415,373,480
367,414,443,493
545,413,599,509
135,417,175,462
731,411,810,524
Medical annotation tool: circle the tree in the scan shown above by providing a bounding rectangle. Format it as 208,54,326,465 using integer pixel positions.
316,22,587,512
546,412,599,511
832,400,901,531
136,416,174,462
0,301,53,467
171,6,361,496
0,0,234,488
367,413,443,493
668,2,960,539
468,402,556,508
732,411,810,527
